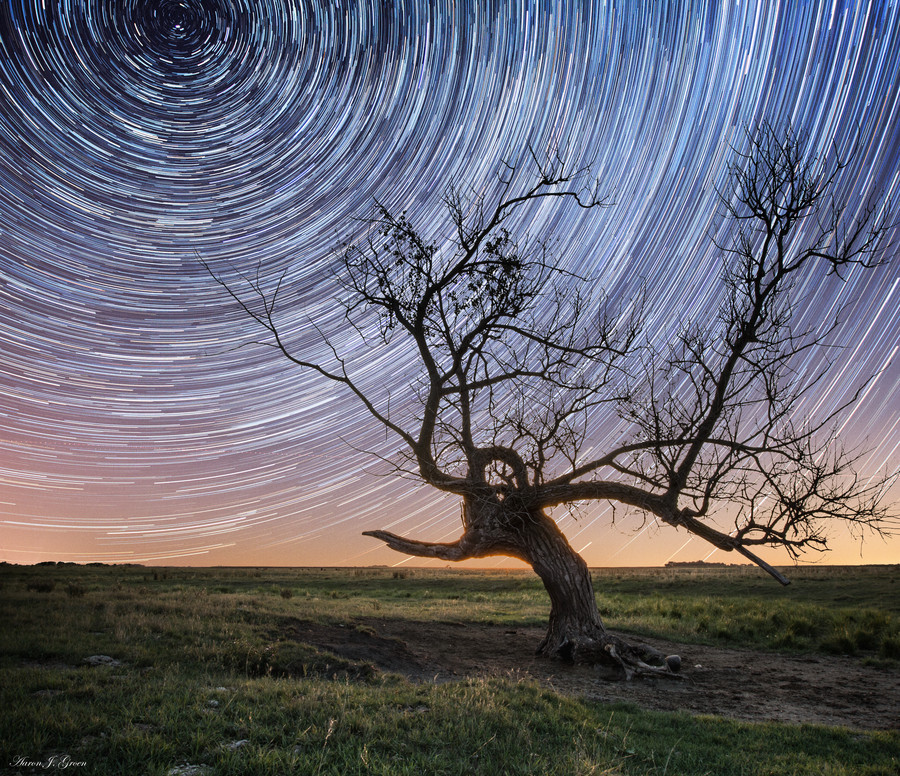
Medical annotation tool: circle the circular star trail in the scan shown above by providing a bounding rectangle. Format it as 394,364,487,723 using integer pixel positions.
0,0,898,566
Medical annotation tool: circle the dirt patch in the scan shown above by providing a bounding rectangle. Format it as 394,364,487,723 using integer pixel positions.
280,617,900,731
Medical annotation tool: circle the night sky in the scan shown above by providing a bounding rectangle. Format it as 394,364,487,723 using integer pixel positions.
1,0,898,568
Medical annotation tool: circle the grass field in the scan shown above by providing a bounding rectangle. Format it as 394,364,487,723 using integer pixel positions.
1,563,898,775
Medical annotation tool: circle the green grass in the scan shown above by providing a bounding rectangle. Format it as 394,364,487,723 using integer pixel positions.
4,669,898,775
596,564,900,658
1,563,898,775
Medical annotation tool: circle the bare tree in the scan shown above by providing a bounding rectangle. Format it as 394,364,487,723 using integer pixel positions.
209,127,894,678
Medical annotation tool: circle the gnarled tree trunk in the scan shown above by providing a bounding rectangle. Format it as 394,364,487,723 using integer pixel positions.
365,495,678,679
513,507,675,677
513,508,606,659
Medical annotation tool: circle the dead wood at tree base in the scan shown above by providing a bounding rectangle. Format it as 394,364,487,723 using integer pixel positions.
538,627,683,681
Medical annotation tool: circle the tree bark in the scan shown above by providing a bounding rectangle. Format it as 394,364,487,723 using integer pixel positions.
515,510,606,660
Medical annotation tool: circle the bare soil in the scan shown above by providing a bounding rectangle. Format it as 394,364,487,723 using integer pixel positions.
280,617,900,731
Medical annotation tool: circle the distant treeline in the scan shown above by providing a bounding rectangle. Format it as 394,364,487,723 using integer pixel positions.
0,561,143,567
665,560,729,568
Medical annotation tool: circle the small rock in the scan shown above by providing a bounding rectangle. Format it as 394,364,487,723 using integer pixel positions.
166,765,210,776
665,654,681,673
83,655,121,667
226,739,250,750
206,699,219,708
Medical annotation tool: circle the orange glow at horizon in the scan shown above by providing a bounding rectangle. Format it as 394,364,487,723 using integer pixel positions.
3,510,897,569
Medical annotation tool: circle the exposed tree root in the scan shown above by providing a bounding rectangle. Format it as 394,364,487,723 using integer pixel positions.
539,628,683,681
